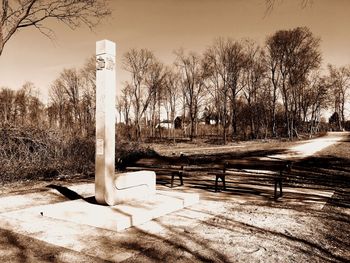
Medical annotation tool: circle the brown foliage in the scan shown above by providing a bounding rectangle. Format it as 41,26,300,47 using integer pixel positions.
0,125,160,184
0,126,94,183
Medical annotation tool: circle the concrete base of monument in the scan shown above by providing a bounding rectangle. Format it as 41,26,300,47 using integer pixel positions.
3,186,199,232
108,170,156,205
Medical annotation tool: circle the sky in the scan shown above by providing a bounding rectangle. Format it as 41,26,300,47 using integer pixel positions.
0,0,350,105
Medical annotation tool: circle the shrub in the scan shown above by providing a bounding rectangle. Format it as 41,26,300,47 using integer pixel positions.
116,140,158,170
0,126,63,182
0,126,95,183
0,125,158,184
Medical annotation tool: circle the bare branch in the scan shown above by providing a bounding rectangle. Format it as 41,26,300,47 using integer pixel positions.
0,0,111,56
265,0,312,14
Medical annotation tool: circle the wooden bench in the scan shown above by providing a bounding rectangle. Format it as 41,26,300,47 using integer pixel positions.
122,155,292,199
124,156,189,188
208,159,292,199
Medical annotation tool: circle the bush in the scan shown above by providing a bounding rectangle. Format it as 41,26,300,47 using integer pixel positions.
116,140,158,170
0,125,158,184
0,126,95,183
0,126,61,182
62,136,95,174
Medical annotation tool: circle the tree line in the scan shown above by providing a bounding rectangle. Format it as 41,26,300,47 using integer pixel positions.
118,27,349,142
1,27,349,144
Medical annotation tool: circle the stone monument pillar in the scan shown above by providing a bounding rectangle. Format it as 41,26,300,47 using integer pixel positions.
95,40,156,206
95,40,116,205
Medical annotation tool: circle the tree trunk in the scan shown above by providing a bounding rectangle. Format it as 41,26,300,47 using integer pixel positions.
231,99,238,139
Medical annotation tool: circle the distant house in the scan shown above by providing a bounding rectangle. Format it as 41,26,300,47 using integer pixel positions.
201,107,218,125
175,115,216,128
156,120,174,129
174,116,183,129
174,116,191,129
198,115,217,125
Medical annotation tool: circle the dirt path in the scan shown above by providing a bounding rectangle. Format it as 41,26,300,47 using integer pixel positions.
154,132,347,159
152,139,291,156
267,132,347,160
155,144,244,155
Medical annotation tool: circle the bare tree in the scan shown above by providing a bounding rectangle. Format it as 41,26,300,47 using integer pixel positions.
48,58,99,135
301,73,330,136
0,0,110,56
118,83,132,126
146,60,166,139
28,95,44,125
265,0,312,13
328,64,350,130
163,66,180,141
49,78,68,129
0,87,15,124
266,36,281,137
58,68,82,132
226,41,246,138
14,82,31,125
203,38,237,144
175,49,206,141
12,83,43,126
0,83,44,126
80,56,96,135
266,27,321,138
123,48,155,140
49,69,80,133
115,83,133,138
242,40,267,139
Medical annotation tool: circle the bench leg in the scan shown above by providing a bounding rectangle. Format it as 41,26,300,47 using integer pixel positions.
171,171,183,188
171,172,175,188
279,178,283,197
215,175,225,192
274,178,281,200
274,177,283,200
274,179,278,200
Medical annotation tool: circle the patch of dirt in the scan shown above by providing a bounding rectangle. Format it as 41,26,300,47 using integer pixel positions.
0,174,93,196
0,228,109,262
